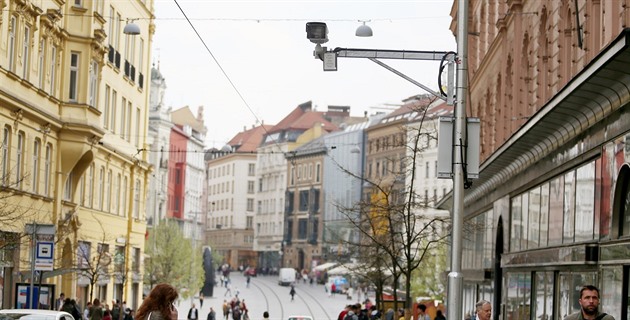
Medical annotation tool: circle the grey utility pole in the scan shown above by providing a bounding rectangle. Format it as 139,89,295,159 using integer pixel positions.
447,0,469,320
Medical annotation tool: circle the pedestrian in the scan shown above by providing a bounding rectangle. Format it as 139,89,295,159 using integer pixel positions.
199,293,204,308
84,302,93,320
262,311,269,320
224,283,232,297
222,300,230,320
434,310,446,320
289,286,296,302
207,307,216,320
62,298,82,320
56,293,66,311
135,283,179,320
103,311,112,320
563,285,615,320
384,308,394,320
397,308,404,320
246,275,251,288
124,309,134,320
89,299,104,320
112,300,121,320
331,282,337,297
417,304,430,320
187,303,199,320
475,300,491,320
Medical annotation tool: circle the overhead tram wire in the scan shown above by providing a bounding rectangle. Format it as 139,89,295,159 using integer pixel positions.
172,0,288,156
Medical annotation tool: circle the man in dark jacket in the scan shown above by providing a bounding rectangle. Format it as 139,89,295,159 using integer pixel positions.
187,304,199,320
563,285,615,320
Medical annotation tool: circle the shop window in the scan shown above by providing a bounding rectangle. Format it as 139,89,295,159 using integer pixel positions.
600,267,623,320
534,272,554,320
548,176,564,246
575,162,595,241
505,272,531,320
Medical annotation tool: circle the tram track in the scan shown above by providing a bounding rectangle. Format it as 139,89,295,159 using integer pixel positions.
250,278,285,320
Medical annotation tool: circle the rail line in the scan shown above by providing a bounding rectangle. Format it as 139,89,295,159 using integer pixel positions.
250,278,285,320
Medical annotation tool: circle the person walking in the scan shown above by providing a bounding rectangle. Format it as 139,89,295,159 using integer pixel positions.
563,285,615,320
417,304,430,320
135,283,179,320
224,283,232,297
56,293,66,311
187,303,199,320
89,299,104,320
199,293,204,309
289,286,296,302
221,300,230,320
207,307,216,320
262,312,269,320
434,310,446,320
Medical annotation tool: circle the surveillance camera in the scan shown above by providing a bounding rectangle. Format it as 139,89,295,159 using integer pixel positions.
306,22,328,44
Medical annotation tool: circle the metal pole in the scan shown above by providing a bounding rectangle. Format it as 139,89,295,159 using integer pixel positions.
30,222,37,309
447,1,468,320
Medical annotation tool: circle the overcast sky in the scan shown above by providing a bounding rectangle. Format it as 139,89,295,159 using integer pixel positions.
151,0,456,147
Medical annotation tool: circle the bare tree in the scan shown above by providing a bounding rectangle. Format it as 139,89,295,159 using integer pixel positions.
327,97,451,318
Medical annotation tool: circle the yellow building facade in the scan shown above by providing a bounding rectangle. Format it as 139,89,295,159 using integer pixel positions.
0,0,154,310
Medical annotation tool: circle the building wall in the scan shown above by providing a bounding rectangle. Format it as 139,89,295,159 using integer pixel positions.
0,0,153,310
452,1,630,319
206,152,257,268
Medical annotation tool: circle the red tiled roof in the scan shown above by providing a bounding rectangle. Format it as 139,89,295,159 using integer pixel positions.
268,102,338,134
228,125,274,153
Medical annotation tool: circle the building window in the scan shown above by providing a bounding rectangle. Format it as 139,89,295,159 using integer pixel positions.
247,181,254,194
120,97,127,138
9,16,16,72
105,170,111,212
247,198,254,211
50,46,57,94
64,172,73,201
111,90,117,132
248,163,255,176
77,241,90,268
122,177,128,216
126,101,132,142
88,164,94,207
0,125,9,178
74,0,83,7
69,52,80,102
135,107,141,147
298,219,308,239
89,60,99,107
114,174,120,214
246,216,253,229
44,144,52,196
316,163,320,182
32,139,41,194
104,85,111,128
133,179,140,218
425,161,430,178
16,132,24,189
299,190,309,212
38,38,46,88
22,26,31,80
97,167,104,209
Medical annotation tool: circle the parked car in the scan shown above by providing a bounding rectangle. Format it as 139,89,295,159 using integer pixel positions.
278,267,296,286
0,309,75,320
243,267,257,277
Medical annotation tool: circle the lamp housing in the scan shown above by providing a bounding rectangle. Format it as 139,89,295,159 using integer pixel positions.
306,22,328,44
123,21,140,35
355,23,373,37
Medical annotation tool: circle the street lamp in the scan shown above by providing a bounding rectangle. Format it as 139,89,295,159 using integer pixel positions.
306,14,472,320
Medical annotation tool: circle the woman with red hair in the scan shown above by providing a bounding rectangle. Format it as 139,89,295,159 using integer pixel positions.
136,284,179,320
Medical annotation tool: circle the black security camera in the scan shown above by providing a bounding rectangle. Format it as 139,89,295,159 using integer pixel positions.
306,22,328,44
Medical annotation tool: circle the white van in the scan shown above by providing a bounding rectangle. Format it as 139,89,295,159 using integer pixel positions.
278,267,296,286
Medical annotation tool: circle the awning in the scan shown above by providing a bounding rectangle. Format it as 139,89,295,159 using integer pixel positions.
313,262,338,272
439,28,630,210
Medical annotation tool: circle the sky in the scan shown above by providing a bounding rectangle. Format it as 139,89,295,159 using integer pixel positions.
151,0,456,148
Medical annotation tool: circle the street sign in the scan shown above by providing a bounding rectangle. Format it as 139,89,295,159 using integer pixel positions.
35,241,54,271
